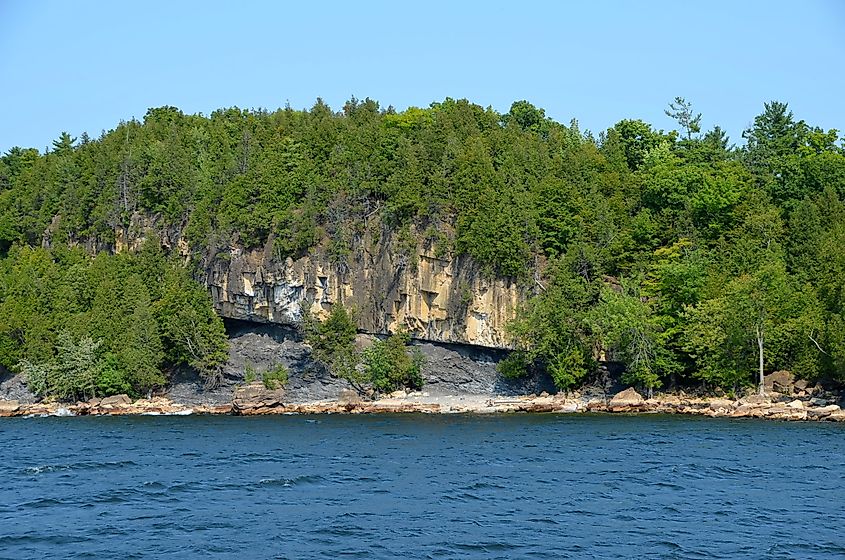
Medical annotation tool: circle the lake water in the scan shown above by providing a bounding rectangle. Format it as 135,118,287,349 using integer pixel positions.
2,414,844,559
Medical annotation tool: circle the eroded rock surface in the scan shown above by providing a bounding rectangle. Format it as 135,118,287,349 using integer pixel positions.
116,215,526,349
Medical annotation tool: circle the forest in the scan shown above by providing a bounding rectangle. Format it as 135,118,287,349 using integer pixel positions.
1,96,844,398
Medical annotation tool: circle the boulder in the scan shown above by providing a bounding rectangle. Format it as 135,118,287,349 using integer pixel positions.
786,399,805,409
0,400,20,416
827,410,845,422
556,402,580,413
807,383,824,396
232,382,285,412
793,379,809,391
609,388,645,411
659,395,682,407
766,406,807,421
586,399,607,412
764,370,795,394
807,404,841,419
337,389,362,406
742,394,772,405
731,404,767,418
99,394,131,407
708,399,735,412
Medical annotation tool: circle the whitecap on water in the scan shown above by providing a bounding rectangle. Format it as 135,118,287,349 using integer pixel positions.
165,409,193,416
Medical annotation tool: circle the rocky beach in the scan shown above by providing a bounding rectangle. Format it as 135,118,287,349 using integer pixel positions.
2,381,842,422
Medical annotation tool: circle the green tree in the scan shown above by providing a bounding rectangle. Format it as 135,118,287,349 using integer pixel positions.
503,255,595,390
361,331,424,393
119,276,165,393
684,258,822,393
50,331,101,401
303,304,363,388
155,267,229,387
588,283,669,396
665,97,701,141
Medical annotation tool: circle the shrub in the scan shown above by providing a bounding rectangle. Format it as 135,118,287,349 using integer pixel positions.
361,331,424,394
262,363,289,390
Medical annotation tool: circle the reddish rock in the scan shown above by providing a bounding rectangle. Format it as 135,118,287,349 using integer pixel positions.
807,404,840,419
337,389,362,405
233,382,285,413
708,399,735,412
0,400,20,417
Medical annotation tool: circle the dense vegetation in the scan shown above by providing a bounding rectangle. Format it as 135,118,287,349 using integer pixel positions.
1,96,844,396
303,305,423,395
0,242,228,399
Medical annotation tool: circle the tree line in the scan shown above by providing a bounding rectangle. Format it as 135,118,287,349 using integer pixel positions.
0,242,227,399
1,96,843,396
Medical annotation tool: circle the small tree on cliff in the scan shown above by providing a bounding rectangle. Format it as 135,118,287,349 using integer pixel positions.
303,304,365,390
361,330,424,394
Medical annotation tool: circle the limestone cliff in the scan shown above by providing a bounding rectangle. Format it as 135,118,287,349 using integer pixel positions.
206,235,525,349
111,215,527,349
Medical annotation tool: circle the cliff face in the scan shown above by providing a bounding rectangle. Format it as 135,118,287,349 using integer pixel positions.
113,216,526,349
206,235,524,349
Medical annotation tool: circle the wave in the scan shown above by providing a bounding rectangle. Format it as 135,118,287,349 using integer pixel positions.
257,474,326,488
24,460,137,475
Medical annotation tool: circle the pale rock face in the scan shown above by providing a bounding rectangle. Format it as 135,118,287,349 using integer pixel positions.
203,229,526,349
101,216,528,348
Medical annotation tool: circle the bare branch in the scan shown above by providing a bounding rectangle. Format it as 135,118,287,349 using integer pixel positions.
808,331,829,355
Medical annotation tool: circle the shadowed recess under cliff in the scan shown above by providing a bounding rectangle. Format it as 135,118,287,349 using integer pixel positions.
215,319,554,404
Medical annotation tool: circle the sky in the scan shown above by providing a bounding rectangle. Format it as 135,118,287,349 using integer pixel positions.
1,0,844,153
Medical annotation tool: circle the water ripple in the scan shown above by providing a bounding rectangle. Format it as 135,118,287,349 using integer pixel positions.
1,414,843,558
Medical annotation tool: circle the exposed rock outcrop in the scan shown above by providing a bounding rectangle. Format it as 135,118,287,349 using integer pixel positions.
0,400,20,414
215,319,553,404
206,238,524,347
115,215,526,348
232,382,286,414
764,370,796,394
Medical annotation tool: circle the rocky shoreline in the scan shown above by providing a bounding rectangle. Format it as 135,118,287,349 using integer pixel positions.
2,385,843,422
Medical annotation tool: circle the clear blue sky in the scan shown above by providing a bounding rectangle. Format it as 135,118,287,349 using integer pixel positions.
2,0,843,153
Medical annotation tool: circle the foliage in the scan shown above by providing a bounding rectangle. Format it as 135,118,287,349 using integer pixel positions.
304,306,423,393
3,96,845,394
303,304,360,381
588,284,668,395
502,255,596,391
360,331,424,394
262,363,289,390
244,363,258,384
0,243,228,400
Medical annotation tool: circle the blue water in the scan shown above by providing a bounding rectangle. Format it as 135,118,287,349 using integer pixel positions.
2,414,844,559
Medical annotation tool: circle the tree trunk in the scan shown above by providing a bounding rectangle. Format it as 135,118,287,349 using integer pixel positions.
757,326,765,395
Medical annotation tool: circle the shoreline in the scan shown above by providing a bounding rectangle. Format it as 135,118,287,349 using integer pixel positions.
1,390,844,422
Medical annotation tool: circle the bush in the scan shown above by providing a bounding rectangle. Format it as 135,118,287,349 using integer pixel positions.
244,362,258,384
303,304,361,383
361,331,424,394
262,363,289,390
96,353,133,396
497,351,530,379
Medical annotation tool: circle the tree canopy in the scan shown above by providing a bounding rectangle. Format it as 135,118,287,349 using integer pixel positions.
2,96,844,396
